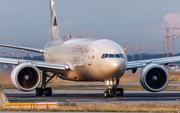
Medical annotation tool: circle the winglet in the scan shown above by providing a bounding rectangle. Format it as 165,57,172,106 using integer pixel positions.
50,0,60,40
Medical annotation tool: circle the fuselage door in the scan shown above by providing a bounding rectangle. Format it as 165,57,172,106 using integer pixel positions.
88,50,94,65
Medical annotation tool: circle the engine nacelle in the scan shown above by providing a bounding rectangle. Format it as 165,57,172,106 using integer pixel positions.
140,64,169,92
11,63,41,91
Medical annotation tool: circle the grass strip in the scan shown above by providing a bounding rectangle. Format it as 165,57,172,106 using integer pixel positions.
1,104,180,112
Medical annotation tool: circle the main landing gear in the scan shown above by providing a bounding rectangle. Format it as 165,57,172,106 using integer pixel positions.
104,79,124,98
36,71,56,96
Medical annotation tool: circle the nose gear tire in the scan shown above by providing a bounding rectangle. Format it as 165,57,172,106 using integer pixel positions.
115,88,124,96
104,90,109,98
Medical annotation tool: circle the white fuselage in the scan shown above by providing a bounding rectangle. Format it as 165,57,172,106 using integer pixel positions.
44,38,127,82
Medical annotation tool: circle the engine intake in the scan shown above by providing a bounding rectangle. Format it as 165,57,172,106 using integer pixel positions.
11,63,41,91
140,64,169,92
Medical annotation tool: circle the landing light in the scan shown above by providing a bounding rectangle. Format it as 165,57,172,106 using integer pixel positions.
106,81,109,85
105,80,113,85
110,81,113,85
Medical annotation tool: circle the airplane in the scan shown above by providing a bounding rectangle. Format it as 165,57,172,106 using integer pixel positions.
0,0,180,98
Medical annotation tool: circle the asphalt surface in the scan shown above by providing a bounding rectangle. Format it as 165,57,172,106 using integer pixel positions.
4,89,180,105
52,82,180,86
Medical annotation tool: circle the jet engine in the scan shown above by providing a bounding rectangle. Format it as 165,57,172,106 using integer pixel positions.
11,63,41,91
140,64,169,92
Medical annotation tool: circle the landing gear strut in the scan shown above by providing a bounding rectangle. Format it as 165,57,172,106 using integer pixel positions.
104,79,124,98
36,71,56,96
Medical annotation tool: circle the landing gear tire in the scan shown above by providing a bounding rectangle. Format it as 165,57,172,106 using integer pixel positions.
36,88,52,96
36,88,43,96
109,90,114,98
104,90,109,98
115,88,124,96
44,88,52,96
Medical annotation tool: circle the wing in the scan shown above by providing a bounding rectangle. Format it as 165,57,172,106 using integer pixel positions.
126,56,180,92
0,57,70,92
0,57,70,74
126,56,180,70
0,44,44,53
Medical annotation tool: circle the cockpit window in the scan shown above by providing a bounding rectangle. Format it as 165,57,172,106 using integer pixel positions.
102,54,108,58
115,54,121,58
109,54,114,58
101,54,124,59
120,54,123,58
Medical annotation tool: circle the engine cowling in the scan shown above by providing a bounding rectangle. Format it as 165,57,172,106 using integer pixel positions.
140,64,169,92
11,63,41,91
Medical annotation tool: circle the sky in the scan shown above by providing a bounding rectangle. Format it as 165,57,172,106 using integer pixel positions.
1,0,180,57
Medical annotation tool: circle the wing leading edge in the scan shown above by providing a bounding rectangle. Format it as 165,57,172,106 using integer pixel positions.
0,44,44,53
0,57,70,75
126,56,180,70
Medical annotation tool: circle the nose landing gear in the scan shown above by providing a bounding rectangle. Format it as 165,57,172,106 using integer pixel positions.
104,88,124,98
104,79,124,98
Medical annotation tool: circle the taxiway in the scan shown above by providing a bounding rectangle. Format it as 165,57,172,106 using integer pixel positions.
4,89,180,105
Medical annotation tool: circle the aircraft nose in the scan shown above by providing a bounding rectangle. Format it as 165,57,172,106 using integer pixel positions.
109,59,125,77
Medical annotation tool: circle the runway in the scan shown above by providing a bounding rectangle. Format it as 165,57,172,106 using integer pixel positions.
4,89,180,105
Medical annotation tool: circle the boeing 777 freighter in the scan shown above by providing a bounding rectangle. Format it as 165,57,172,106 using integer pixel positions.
0,0,180,98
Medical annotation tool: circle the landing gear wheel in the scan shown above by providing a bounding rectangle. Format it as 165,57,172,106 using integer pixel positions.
44,88,52,96
36,88,43,96
37,71,56,96
104,90,109,98
115,88,124,96
36,88,52,96
109,90,114,98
